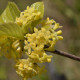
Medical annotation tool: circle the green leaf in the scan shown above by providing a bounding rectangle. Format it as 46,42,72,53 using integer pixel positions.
0,2,20,23
31,2,44,18
0,23,24,39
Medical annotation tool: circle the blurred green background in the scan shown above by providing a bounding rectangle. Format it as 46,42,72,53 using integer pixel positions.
0,0,80,80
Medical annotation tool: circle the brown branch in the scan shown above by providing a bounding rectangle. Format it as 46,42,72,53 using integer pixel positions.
46,50,80,62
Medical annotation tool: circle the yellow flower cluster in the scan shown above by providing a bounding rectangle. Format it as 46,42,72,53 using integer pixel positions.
15,58,45,80
15,2,63,79
24,28,53,63
15,17,63,79
24,18,63,63
0,2,63,80
16,6,41,26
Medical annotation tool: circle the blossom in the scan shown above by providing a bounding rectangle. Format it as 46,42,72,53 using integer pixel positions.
16,6,41,26
0,2,63,80
24,19,63,63
15,58,45,80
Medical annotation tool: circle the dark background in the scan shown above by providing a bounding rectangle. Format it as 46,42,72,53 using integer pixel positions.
0,0,80,80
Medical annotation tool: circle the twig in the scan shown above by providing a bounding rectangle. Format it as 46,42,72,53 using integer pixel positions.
46,50,80,62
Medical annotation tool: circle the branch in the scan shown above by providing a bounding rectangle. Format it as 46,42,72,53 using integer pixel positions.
46,50,80,62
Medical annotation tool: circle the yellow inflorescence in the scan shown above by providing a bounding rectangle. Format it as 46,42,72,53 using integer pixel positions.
24,18,63,63
16,6,41,26
0,2,63,80
15,3,63,79
15,17,63,79
16,58,45,80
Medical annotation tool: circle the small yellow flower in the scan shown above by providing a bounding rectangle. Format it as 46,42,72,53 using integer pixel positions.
12,40,22,53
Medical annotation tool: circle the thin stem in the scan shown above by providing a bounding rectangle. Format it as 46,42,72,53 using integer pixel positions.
46,50,80,62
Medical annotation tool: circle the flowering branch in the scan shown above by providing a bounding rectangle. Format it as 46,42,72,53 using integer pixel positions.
47,50,80,62
0,1,75,80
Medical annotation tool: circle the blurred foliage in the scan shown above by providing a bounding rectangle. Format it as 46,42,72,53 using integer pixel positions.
0,0,80,80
